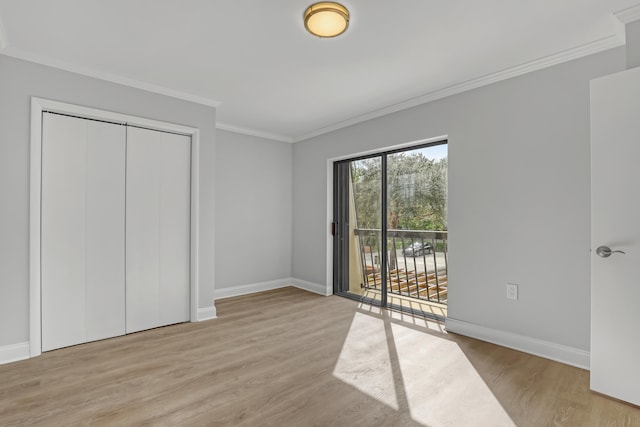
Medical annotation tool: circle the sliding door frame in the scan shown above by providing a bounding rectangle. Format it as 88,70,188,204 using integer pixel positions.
332,162,349,295
329,136,448,311
29,97,201,358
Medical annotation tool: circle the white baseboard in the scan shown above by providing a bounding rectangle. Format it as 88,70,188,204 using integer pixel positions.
292,278,331,296
197,306,217,321
0,342,30,365
213,278,292,300
213,278,332,301
445,318,590,370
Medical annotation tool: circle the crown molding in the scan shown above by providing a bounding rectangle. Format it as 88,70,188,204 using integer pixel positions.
216,122,293,143
293,34,624,142
0,46,220,108
614,4,640,24
611,13,627,44
1,4,632,145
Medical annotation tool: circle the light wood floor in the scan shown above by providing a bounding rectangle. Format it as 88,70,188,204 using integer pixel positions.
1,287,638,426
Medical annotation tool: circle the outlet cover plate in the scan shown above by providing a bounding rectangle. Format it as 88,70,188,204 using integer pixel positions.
507,283,518,300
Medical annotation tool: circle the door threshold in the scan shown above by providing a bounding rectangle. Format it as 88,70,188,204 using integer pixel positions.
335,291,446,323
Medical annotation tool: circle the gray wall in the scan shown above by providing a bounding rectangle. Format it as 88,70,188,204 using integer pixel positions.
1,40,634,355
0,55,216,347
214,130,293,288
292,48,626,351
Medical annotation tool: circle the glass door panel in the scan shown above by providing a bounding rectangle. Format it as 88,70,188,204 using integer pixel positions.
350,158,382,305
333,157,383,306
386,144,448,306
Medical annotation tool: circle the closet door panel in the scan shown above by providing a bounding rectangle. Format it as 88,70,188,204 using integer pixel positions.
41,114,87,351
126,128,161,333
42,114,127,351
126,127,190,333
85,121,126,342
159,133,191,325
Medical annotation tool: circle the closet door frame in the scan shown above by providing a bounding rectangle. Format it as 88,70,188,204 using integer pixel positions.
29,97,203,358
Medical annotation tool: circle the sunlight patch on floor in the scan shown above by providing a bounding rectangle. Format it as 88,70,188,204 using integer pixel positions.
333,312,399,410
390,322,515,426
333,310,515,426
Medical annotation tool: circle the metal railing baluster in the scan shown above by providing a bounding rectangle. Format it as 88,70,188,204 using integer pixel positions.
354,228,448,304
432,237,440,303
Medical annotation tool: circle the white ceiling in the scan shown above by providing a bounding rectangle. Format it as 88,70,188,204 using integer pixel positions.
0,1,639,142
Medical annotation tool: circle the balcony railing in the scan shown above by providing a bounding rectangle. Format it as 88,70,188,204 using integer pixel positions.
354,228,448,304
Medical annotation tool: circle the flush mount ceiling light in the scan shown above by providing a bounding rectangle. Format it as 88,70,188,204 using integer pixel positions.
304,2,350,38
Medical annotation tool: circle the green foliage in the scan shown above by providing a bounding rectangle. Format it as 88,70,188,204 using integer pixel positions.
351,152,448,231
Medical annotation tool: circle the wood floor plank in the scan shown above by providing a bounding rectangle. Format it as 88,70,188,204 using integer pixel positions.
0,287,638,426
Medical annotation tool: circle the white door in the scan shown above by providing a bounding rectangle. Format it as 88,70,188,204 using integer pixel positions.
125,127,191,333
590,67,640,406
41,113,126,351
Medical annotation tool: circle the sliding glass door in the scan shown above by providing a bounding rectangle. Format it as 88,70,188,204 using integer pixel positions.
333,157,384,306
333,141,448,316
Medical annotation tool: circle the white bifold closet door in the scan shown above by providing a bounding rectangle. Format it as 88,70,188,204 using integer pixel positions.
125,127,191,334
41,113,126,351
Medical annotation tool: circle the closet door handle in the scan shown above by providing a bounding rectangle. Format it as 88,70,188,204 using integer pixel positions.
596,246,626,258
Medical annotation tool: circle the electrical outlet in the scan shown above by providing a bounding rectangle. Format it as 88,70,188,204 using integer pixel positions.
506,283,518,300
